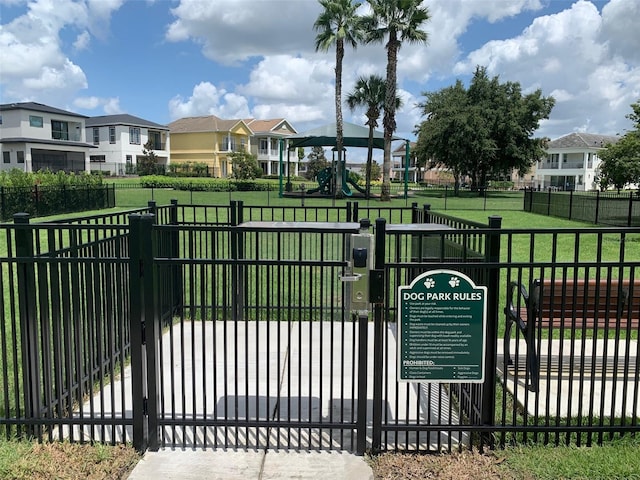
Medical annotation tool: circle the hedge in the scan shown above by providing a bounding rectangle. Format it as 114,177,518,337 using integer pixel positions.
139,176,276,191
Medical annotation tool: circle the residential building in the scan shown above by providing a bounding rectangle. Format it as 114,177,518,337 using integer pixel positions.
0,102,95,173
85,114,170,176
246,118,298,177
534,132,619,191
169,115,254,178
169,115,299,179
392,142,452,184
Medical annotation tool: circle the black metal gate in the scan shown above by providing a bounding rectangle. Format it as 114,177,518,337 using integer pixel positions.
130,214,372,452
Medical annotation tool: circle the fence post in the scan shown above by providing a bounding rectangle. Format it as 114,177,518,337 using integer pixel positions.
1,186,4,220
595,190,600,225
628,192,633,227
423,204,431,223
569,189,574,220
147,200,157,217
411,202,418,223
14,213,41,440
346,202,352,222
481,215,502,449
353,201,359,223
371,217,387,453
547,188,552,216
170,199,182,316
128,214,146,452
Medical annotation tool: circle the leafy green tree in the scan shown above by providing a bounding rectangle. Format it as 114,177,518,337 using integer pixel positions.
305,146,330,180
369,160,381,181
597,101,640,192
362,0,430,201
414,80,477,194
138,140,159,176
315,0,364,199
230,151,262,180
347,74,402,198
415,67,554,195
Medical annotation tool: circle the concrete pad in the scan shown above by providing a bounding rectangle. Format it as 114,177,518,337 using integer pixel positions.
260,450,373,480
127,449,265,480
498,338,639,417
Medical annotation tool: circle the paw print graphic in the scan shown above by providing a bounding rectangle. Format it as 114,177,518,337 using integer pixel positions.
448,276,460,288
424,278,436,289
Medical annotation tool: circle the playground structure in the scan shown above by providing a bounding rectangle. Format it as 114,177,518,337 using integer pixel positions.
307,166,367,197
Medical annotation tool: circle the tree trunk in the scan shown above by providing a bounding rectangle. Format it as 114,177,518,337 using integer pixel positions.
381,33,399,202
366,121,375,199
335,40,345,199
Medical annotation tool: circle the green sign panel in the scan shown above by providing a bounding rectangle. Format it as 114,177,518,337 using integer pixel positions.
398,269,486,383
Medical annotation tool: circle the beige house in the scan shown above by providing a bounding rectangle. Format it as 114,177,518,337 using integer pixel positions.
169,115,253,178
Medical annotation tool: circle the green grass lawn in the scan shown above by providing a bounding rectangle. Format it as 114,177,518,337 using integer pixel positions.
1,185,639,477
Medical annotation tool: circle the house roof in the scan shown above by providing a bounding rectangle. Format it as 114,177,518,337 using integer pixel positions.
245,118,297,136
548,132,619,149
287,122,404,149
169,115,250,134
85,114,168,130
393,141,416,154
0,101,88,118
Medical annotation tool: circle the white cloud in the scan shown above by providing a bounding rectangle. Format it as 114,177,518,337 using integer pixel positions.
73,95,121,114
73,30,90,51
452,0,640,139
168,81,251,120
166,0,320,65
0,0,122,107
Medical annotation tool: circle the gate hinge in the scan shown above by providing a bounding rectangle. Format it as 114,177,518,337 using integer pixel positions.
143,397,148,416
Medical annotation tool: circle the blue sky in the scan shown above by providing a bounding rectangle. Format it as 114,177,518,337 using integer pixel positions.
1,0,639,160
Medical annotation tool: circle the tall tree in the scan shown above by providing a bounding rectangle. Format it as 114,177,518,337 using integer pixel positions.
138,140,159,176
362,0,430,201
314,0,364,198
597,100,640,192
305,146,330,181
415,67,554,195
346,74,402,198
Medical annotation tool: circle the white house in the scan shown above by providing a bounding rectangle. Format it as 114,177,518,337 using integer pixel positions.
246,118,298,177
85,114,170,175
0,102,95,173
534,132,619,191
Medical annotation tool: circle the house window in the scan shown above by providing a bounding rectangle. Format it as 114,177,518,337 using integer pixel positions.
17,151,24,163
126,155,132,164
222,137,237,151
29,115,43,128
148,131,162,150
129,127,140,145
0,115,3,125
562,153,568,163
51,120,69,140
109,126,116,144
90,155,106,162
2,152,10,163
93,128,100,145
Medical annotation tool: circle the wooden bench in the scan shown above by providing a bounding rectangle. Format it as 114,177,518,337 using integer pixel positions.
504,278,640,392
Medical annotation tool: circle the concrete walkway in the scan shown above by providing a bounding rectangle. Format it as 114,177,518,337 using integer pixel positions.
497,338,639,417
127,449,373,480
70,319,459,478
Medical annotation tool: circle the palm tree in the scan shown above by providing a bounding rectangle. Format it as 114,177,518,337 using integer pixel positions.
346,74,402,198
314,0,364,198
362,0,430,201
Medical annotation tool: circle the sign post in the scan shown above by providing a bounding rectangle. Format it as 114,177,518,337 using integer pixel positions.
398,269,486,383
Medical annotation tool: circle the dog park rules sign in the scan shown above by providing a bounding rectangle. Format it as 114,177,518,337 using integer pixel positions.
398,269,487,383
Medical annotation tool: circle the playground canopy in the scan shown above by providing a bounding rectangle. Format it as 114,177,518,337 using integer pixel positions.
287,121,404,149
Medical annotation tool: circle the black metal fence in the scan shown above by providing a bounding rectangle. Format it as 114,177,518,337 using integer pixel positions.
1,201,638,454
524,188,640,226
0,184,116,221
